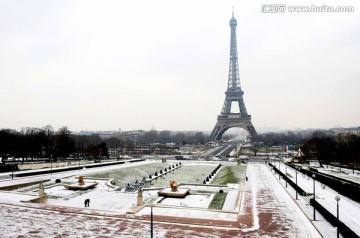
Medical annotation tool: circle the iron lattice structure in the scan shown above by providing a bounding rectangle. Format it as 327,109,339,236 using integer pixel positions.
210,12,258,141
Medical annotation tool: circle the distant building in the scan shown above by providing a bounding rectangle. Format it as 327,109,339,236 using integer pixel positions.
75,130,145,139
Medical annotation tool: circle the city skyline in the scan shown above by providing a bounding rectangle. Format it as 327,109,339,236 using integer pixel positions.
0,0,359,133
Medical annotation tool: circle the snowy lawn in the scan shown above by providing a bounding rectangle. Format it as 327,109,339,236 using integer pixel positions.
151,164,217,187
208,192,227,209
317,165,360,185
211,164,247,185
87,162,218,188
87,161,174,188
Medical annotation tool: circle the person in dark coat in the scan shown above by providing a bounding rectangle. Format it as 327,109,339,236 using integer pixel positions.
84,198,90,207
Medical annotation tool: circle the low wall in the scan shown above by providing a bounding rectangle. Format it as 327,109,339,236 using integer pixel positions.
0,179,50,191
311,199,359,238
269,163,308,196
288,164,360,203
21,195,48,204
269,163,358,238
18,161,93,171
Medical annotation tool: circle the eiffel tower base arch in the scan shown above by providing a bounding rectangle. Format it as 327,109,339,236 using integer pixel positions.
210,116,258,141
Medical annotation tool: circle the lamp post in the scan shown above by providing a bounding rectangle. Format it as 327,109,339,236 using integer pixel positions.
278,159,281,180
312,174,316,220
335,195,340,238
353,160,355,175
11,159,14,180
150,202,154,238
295,166,298,200
285,165,287,188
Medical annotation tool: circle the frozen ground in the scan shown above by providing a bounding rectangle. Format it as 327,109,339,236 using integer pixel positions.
317,165,360,185
151,164,217,187
0,161,347,237
241,163,322,237
0,160,235,213
0,159,157,186
274,162,360,237
88,162,174,188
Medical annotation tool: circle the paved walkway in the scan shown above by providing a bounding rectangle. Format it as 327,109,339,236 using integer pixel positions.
277,162,360,235
240,163,322,237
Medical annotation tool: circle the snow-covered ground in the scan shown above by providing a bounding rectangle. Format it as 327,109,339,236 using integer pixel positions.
0,159,156,186
242,163,322,237
158,194,213,208
0,161,350,237
272,162,360,236
0,161,235,212
317,165,360,184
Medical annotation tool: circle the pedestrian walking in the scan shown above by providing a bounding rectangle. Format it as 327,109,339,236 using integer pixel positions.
84,199,90,207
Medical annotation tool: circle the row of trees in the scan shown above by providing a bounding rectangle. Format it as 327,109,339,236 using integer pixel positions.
301,133,360,165
0,126,115,163
1,125,358,165
135,130,208,145
257,130,336,147
257,130,359,165
0,127,210,163
0,126,73,162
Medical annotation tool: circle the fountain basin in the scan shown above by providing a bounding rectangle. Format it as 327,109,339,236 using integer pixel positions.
158,187,190,198
64,182,98,190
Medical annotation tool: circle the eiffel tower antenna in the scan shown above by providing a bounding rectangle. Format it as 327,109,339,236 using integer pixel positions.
210,10,258,141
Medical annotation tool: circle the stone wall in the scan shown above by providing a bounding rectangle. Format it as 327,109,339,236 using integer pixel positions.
17,161,92,170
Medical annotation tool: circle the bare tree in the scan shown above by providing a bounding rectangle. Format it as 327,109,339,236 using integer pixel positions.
54,127,75,161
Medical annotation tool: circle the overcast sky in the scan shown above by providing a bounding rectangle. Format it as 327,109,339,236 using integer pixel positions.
0,0,359,133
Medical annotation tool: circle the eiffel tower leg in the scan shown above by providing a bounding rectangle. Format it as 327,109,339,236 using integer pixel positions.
210,125,221,141
246,125,258,141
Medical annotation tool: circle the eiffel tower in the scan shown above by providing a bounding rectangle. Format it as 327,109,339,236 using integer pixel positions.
210,11,258,141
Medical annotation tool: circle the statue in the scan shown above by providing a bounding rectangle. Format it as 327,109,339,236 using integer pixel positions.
38,182,47,203
78,176,84,184
137,188,144,206
170,180,178,192
39,182,46,197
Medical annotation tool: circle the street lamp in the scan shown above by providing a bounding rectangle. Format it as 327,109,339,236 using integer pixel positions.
353,160,355,175
295,166,298,200
312,174,316,220
278,159,281,180
335,196,340,238
150,202,154,238
11,159,14,180
285,165,287,188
